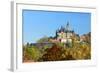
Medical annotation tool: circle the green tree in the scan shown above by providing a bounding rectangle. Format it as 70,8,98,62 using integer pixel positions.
37,36,50,43
23,46,42,62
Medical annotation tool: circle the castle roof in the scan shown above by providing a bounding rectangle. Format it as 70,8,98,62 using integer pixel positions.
57,21,74,33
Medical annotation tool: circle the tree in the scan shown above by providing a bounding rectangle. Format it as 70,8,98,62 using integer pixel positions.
37,36,50,43
42,44,63,61
23,45,42,62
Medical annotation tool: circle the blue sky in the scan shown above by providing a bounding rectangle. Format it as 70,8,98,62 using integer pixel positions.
23,10,91,44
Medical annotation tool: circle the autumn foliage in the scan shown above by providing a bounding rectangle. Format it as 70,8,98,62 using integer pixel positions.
23,32,91,62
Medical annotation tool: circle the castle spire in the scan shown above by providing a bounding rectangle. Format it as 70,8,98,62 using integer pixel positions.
66,21,71,31
67,21,69,26
61,25,64,32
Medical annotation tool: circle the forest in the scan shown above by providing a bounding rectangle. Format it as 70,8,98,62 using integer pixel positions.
23,32,91,62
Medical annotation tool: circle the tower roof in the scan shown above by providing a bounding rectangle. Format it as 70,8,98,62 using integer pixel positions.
66,21,72,31
56,21,74,33
67,22,69,26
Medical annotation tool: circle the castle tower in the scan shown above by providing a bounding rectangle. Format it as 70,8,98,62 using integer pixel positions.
56,21,74,45
66,22,72,31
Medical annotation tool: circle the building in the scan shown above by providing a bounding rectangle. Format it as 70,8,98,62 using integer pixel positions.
49,21,90,46
55,22,74,44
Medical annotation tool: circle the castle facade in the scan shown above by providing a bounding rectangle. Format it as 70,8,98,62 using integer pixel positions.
55,22,74,44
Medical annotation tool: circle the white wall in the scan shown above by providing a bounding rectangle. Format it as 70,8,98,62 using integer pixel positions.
0,0,100,73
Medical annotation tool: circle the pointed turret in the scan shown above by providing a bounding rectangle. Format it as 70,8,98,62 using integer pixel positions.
60,26,64,32
67,21,69,26
66,21,72,32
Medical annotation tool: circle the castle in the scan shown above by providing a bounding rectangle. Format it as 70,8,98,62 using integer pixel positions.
55,22,74,44
30,21,90,49
52,22,90,45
